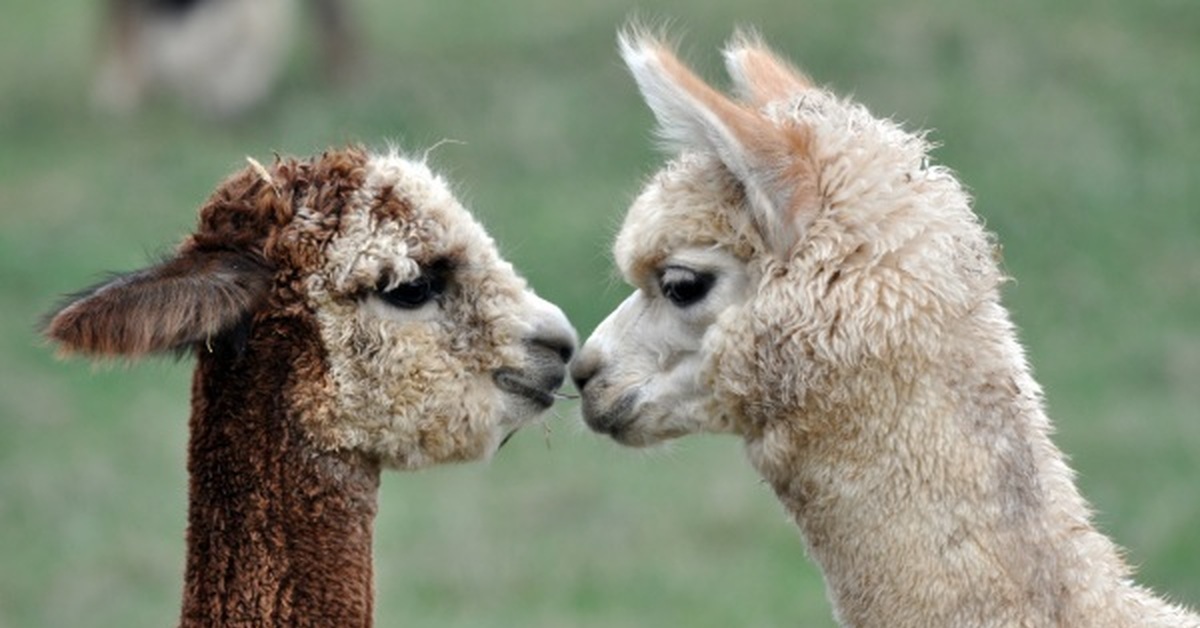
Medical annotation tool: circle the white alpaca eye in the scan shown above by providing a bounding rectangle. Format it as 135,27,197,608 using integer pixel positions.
659,266,716,308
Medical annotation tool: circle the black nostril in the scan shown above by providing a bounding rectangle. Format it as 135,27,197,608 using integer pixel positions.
570,357,597,392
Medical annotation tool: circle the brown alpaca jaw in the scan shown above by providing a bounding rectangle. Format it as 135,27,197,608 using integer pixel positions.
493,367,563,409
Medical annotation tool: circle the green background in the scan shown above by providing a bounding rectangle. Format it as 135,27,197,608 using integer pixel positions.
1,0,1197,626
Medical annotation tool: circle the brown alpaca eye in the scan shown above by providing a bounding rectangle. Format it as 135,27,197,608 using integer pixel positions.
377,263,450,309
659,267,715,308
379,277,437,309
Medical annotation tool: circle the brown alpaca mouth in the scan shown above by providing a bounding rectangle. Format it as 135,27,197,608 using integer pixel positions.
493,368,557,409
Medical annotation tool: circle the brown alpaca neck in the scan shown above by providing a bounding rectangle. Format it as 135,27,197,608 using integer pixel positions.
180,318,380,627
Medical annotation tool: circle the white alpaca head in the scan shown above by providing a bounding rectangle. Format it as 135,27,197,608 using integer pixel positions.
572,29,1000,446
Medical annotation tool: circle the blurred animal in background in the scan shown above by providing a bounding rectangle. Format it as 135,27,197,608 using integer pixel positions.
42,146,575,625
93,0,358,118
571,28,1200,627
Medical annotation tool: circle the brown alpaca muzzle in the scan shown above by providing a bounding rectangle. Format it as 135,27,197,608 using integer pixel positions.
493,339,572,410
493,368,556,409
494,295,576,411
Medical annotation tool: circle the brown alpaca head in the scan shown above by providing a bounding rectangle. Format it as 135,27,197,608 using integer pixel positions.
44,146,576,468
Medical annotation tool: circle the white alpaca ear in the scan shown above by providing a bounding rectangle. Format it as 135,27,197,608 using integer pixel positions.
618,29,802,255
722,29,813,106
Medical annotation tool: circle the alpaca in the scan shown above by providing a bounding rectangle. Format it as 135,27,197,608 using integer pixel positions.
570,29,1199,627
43,146,575,626
93,0,357,118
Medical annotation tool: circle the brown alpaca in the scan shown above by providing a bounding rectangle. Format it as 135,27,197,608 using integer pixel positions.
44,146,575,626
572,29,1199,627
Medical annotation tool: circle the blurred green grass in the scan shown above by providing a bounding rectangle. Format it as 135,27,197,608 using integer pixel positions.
1,0,1197,626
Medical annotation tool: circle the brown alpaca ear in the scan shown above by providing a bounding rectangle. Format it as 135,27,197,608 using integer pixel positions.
722,29,813,106
43,250,272,358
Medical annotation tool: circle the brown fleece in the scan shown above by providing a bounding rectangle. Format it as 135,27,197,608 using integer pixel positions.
42,147,369,358
183,313,378,628
45,149,380,626
43,251,271,358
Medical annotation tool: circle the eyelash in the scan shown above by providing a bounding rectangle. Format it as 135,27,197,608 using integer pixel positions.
658,267,716,308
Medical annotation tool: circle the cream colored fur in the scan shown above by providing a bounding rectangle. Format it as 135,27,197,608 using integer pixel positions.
295,151,575,469
572,29,1199,627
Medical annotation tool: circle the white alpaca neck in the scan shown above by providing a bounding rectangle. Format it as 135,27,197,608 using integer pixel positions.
744,302,1192,627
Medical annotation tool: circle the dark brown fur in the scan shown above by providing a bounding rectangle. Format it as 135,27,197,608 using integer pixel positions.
43,251,271,358
183,313,378,627
44,148,368,357
43,148,381,626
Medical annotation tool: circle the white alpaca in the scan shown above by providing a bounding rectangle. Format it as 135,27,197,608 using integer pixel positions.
571,29,1199,627
44,146,575,626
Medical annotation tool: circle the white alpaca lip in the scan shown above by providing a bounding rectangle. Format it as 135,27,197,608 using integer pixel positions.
493,368,559,409
581,390,638,440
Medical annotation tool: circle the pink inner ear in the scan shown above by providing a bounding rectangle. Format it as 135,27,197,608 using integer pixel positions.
621,31,819,258
651,41,816,256
723,35,814,107
44,250,271,359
